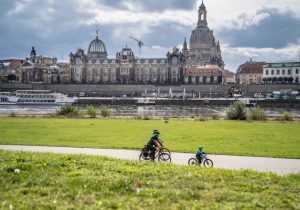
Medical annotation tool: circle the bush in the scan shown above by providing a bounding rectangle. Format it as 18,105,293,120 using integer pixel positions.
57,104,79,117
134,116,142,120
247,108,267,121
195,117,207,121
226,101,246,120
99,105,112,118
9,112,16,117
211,114,220,120
280,112,293,121
86,105,96,118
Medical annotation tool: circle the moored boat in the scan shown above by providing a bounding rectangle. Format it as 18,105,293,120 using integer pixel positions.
136,98,156,105
0,92,19,105
15,90,77,105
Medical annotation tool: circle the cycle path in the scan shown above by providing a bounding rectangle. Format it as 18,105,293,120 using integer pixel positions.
1,145,299,175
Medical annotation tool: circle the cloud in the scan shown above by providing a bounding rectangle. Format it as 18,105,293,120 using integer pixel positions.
222,41,300,71
94,0,195,12
217,8,300,48
0,0,193,60
0,0,299,72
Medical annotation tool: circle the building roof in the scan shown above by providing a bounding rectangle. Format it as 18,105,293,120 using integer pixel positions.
223,69,235,75
263,61,300,68
238,62,265,74
186,65,222,75
87,31,107,58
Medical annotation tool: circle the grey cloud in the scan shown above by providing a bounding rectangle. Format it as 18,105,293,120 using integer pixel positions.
96,0,196,12
0,0,15,14
217,8,300,48
0,0,194,60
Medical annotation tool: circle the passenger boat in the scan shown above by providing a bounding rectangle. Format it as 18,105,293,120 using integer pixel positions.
0,92,19,105
15,90,77,105
136,98,156,105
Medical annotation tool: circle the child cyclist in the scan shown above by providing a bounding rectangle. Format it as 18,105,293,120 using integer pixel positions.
146,129,162,160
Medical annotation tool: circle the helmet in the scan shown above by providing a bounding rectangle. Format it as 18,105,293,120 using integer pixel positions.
198,146,203,150
153,129,160,135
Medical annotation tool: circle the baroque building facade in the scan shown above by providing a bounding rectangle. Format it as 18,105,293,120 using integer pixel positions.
69,1,224,85
20,47,64,83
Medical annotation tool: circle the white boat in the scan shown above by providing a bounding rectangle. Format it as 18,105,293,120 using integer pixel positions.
136,98,156,105
240,98,257,107
0,92,19,105
15,90,77,105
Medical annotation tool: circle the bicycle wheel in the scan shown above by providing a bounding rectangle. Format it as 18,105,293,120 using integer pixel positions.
158,152,171,162
188,158,198,165
203,159,213,168
139,148,151,161
160,148,171,156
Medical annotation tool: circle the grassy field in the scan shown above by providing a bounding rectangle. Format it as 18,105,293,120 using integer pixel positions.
0,150,299,209
0,117,299,158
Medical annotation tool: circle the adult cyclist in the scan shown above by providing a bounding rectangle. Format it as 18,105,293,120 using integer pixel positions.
146,129,161,160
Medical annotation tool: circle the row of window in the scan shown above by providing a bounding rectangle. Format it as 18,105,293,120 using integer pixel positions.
86,60,167,64
265,69,299,75
85,76,169,83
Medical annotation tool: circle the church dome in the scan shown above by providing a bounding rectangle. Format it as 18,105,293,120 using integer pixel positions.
120,47,134,56
87,31,107,58
190,27,214,48
117,46,135,61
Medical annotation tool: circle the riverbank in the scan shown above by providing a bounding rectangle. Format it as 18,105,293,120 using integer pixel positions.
76,97,300,107
1,117,299,158
1,104,300,120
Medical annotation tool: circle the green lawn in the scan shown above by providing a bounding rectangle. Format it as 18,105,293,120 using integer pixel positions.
0,150,299,209
0,117,299,158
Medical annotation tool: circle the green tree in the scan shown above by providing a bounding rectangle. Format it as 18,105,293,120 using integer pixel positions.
280,112,293,121
86,105,96,118
100,105,112,118
226,101,246,120
57,104,79,117
248,108,266,121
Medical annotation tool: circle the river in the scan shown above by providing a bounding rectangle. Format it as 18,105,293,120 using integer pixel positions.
0,104,300,118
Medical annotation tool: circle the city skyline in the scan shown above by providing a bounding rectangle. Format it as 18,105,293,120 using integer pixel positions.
0,0,300,71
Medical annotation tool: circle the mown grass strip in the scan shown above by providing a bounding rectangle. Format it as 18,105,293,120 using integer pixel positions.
0,117,299,158
0,150,299,209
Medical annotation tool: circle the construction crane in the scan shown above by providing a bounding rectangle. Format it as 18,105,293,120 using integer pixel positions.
129,36,144,58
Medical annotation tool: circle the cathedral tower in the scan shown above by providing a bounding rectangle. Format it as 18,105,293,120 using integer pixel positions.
188,1,224,68
197,1,207,27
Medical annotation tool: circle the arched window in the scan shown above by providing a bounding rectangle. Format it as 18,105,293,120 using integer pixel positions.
200,13,204,21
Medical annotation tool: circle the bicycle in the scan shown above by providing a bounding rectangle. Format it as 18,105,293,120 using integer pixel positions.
188,153,213,167
139,145,171,162
154,138,171,158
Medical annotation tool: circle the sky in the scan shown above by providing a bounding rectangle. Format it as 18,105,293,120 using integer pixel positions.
0,0,300,71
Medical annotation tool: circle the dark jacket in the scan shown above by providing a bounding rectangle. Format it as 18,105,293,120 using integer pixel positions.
147,134,158,146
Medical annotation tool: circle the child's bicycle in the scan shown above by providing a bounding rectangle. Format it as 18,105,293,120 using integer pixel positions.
188,153,213,167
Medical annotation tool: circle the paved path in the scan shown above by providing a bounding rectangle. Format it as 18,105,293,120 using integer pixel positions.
1,145,299,175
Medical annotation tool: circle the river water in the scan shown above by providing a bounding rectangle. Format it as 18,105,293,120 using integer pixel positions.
0,104,300,118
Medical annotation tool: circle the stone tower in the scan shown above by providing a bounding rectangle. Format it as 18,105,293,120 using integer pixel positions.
188,1,224,68
182,37,188,58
